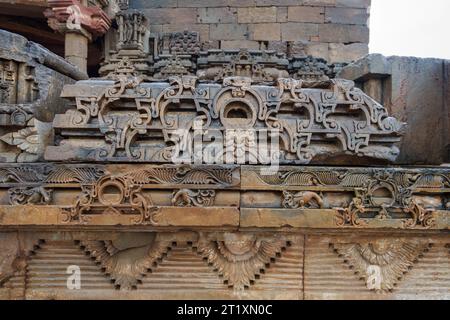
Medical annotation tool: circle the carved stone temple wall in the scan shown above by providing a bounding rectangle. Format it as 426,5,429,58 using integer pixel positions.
0,0,449,300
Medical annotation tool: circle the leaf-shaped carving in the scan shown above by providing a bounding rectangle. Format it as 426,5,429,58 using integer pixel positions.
1,126,40,154
197,233,287,291
125,166,235,186
81,240,171,290
331,239,431,293
45,166,107,184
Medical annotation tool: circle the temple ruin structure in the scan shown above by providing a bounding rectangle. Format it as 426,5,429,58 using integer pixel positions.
0,0,448,300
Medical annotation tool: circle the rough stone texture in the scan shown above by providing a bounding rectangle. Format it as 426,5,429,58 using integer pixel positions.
325,7,369,25
250,23,281,41
339,54,450,165
137,0,371,63
0,30,82,163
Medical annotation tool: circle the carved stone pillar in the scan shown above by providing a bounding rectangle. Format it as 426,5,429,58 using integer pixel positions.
44,0,112,73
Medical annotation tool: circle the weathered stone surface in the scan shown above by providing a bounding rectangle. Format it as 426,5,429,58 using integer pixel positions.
47,73,403,164
288,6,325,23
142,8,197,25
281,23,319,41
1,0,449,303
210,24,249,40
325,7,369,25
250,23,281,41
221,40,261,50
339,54,450,165
132,0,372,64
328,42,368,63
319,24,370,43
238,7,277,23
199,7,238,24
0,30,81,163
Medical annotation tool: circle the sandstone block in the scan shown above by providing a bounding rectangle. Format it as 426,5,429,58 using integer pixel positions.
250,23,281,41
319,24,369,43
178,0,255,8
288,6,325,23
328,42,368,63
198,7,238,24
281,23,319,42
210,24,249,40
336,0,371,8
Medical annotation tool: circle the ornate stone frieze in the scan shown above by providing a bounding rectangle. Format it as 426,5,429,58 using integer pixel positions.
197,233,288,291
99,0,151,77
47,75,404,164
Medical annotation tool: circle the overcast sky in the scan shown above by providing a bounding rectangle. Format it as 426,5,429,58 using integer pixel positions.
370,0,450,59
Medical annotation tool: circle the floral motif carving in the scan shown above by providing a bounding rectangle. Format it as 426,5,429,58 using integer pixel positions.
331,239,431,293
197,233,287,291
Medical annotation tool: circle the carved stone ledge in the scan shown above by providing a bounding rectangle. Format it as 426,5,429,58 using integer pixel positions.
0,164,447,230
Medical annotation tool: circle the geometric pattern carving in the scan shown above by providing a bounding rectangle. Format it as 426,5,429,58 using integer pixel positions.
331,239,432,293
48,76,404,164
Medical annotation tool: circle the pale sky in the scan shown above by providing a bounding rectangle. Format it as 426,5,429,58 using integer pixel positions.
370,0,450,59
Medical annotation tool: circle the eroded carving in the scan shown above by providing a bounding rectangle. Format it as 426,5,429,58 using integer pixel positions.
81,237,171,290
197,233,287,291
331,239,431,293
282,190,323,209
49,74,404,164
172,189,216,207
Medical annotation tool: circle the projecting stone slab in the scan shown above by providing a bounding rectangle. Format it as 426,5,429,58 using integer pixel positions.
0,30,86,163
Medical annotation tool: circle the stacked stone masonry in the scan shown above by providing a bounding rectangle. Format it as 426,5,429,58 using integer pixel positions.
134,0,371,63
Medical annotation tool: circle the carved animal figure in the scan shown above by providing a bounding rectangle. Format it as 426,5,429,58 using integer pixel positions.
282,190,324,209
8,186,52,205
